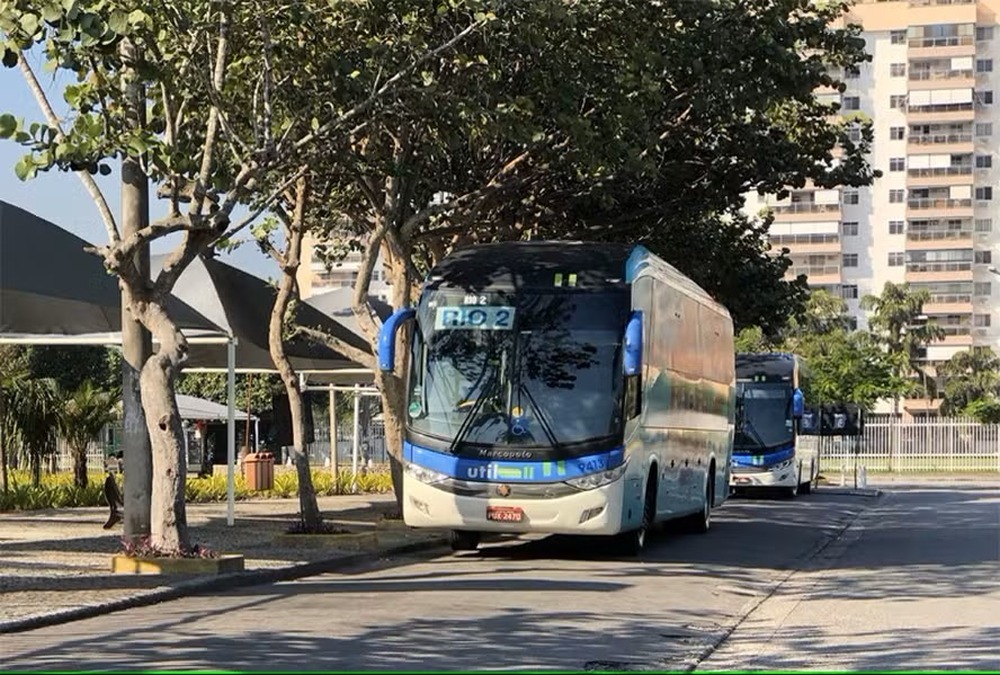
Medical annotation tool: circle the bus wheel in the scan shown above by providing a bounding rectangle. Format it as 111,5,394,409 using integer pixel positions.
687,472,713,534
618,471,656,556
800,460,815,495
449,530,481,552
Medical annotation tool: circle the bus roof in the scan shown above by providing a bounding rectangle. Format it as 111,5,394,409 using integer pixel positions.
424,241,637,291
736,352,805,380
423,241,727,317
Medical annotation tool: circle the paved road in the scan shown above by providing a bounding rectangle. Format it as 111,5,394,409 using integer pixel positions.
1,483,995,672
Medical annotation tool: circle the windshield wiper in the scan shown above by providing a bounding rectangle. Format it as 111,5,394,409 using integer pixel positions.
448,369,502,454
740,416,769,451
515,382,562,449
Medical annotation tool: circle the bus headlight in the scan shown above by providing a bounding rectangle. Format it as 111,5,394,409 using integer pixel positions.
404,462,448,485
565,460,628,491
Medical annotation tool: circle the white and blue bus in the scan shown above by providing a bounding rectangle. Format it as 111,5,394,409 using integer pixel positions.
731,352,819,497
378,242,736,553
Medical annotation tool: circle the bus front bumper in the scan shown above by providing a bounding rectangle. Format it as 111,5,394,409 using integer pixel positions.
730,458,798,488
401,472,628,535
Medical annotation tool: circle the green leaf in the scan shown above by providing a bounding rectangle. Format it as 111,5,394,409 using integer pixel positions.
0,114,16,139
14,157,33,181
2,48,19,69
98,164,112,176
349,70,361,79
127,9,150,28
19,13,40,35
108,9,129,35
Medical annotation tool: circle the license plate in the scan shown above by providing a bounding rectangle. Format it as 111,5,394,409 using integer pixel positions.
486,506,524,522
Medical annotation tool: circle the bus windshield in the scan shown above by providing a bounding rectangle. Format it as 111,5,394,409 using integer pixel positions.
407,290,628,451
736,382,794,451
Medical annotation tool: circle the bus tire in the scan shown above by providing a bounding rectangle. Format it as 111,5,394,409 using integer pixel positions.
800,459,815,495
617,469,657,556
449,530,481,552
687,470,713,534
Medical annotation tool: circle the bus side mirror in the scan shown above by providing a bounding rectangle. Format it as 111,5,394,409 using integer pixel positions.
378,308,416,372
623,310,643,376
792,388,805,419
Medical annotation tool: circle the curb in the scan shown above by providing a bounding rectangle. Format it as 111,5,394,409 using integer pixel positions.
0,536,449,635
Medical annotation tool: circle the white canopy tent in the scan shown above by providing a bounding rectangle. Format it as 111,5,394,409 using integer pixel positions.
1,201,376,525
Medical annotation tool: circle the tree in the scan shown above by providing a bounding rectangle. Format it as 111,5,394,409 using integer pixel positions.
782,292,900,409
59,380,119,488
0,351,60,486
861,282,945,408
26,346,121,396
1,1,484,550
939,347,1000,420
291,0,878,508
176,371,283,414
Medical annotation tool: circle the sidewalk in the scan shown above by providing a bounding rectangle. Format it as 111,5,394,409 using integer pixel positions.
0,494,448,632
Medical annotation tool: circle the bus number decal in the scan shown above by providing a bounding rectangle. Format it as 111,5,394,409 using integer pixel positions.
435,306,516,330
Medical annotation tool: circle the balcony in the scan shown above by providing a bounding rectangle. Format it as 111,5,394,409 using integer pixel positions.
905,261,974,282
923,298,974,314
908,35,976,59
787,265,841,286
906,197,974,219
908,69,975,90
906,165,973,187
905,229,974,249
905,102,976,123
767,202,842,222
768,234,841,255
907,132,973,154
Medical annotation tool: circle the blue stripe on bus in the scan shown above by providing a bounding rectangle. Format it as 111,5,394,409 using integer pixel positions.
403,441,625,483
731,444,795,468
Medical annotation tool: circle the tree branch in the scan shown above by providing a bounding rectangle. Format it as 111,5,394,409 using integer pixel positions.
191,6,232,217
294,14,490,151
295,326,375,370
218,164,309,243
17,53,119,245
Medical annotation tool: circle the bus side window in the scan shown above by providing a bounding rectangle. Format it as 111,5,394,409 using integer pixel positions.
624,373,642,419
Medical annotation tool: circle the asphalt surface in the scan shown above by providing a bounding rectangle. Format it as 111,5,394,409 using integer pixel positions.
1,482,996,672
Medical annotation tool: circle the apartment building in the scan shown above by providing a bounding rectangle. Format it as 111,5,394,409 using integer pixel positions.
296,233,392,301
746,0,1000,414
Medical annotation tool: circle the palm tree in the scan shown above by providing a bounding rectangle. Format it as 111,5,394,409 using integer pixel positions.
0,355,60,487
861,282,945,411
59,381,120,488
939,347,1000,418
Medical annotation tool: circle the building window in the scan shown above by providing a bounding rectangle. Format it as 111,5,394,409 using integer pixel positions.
891,30,907,44
843,253,859,268
976,154,993,169
888,252,905,266
846,316,859,331
975,186,993,201
842,96,861,110
979,90,994,105
848,125,863,142
843,189,860,205
974,250,993,265
889,220,905,234
890,126,905,140
977,59,994,73
975,218,993,232
976,123,993,137
889,157,906,171
889,189,906,203
974,314,992,328
977,26,994,41
842,221,859,236
974,282,992,296
845,66,860,79
890,63,906,77
890,94,907,109
842,284,859,300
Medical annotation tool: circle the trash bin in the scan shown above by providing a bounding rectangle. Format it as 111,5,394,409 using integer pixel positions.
243,452,275,491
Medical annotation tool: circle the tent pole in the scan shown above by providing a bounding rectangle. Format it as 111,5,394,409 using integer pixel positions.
352,383,360,493
226,336,237,526
329,384,339,481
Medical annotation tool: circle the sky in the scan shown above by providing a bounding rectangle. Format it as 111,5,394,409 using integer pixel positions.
0,51,277,281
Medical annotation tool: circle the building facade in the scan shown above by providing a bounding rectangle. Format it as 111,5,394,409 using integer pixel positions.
747,0,1000,414
296,233,393,301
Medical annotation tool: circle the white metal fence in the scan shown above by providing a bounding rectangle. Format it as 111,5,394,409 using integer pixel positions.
819,417,1000,473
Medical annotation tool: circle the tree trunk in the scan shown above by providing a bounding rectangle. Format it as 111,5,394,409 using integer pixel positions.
73,446,88,489
136,298,190,553
267,183,322,532
30,448,41,487
378,246,415,512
